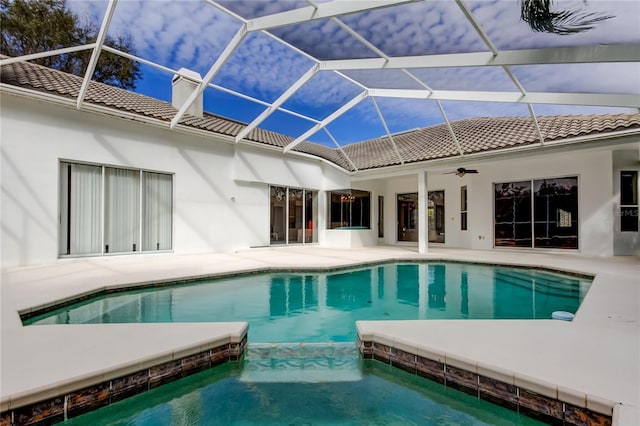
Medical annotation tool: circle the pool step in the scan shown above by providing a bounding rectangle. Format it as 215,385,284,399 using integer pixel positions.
240,342,362,383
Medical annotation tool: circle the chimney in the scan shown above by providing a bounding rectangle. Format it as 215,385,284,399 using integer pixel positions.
172,68,203,118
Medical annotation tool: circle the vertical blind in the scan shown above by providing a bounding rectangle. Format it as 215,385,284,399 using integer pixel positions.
59,162,172,256
105,167,140,253
142,172,172,251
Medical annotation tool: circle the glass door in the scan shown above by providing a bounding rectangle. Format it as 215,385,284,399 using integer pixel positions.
270,186,286,245
428,190,445,243
304,190,317,243
397,193,418,242
288,189,303,244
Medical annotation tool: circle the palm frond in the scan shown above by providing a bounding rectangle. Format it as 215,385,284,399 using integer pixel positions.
521,0,613,35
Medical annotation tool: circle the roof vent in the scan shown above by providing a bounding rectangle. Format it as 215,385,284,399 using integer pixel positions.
172,68,203,119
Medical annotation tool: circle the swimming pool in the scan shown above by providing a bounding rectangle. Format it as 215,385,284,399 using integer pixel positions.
25,262,591,343
64,343,546,425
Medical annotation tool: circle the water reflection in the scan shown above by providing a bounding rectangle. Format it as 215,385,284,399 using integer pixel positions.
460,272,469,319
27,263,591,343
427,264,446,310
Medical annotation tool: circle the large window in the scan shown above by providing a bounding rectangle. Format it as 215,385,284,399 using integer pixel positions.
59,162,172,256
270,186,317,244
620,171,638,232
494,177,578,249
328,189,370,229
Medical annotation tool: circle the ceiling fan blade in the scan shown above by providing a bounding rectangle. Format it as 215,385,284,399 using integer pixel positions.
466,169,479,173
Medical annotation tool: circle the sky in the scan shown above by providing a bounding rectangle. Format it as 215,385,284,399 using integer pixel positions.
67,0,640,147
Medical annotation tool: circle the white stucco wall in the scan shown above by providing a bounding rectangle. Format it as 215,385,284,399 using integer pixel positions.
1,92,637,267
465,149,616,256
0,95,348,267
357,144,635,257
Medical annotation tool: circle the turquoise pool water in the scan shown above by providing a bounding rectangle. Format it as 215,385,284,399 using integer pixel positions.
26,262,591,343
65,343,545,426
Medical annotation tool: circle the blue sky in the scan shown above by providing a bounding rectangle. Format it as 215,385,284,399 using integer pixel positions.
68,0,640,147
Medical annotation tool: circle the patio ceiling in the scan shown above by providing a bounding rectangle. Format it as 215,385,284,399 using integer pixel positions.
2,0,639,168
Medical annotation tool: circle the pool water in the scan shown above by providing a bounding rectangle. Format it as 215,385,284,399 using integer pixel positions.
26,262,591,343
64,343,546,426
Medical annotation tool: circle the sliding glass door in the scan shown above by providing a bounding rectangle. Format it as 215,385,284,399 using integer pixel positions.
397,193,418,242
59,163,103,255
59,162,172,256
270,186,317,245
105,167,139,254
428,190,445,243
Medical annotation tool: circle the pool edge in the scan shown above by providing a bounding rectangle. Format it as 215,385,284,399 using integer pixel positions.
355,333,615,426
0,331,248,425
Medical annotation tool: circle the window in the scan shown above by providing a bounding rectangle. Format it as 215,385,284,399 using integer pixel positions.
59,162,172,256
620,171,638,232
533,177,578,249
378,196,384,238
494,181,532,247
270,186,317,244
328,189,370,229
460,186,468,231
494,176,578,249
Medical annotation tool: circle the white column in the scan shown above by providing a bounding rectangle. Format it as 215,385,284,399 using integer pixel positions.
418,171,429,254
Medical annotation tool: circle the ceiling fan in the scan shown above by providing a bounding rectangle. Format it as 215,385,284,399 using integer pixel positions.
444,167,479,177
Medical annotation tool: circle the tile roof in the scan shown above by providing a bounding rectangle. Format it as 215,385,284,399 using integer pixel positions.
2,58,639,173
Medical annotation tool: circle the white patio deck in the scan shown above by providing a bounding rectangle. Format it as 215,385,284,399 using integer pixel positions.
1,247,638,424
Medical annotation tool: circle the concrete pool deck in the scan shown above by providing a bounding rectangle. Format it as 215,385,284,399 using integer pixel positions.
1,246,638,424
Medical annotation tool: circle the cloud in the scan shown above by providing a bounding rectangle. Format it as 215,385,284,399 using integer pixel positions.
511,63,640,94
342,69,425,90
216,0,308,20
276,70,363,120
340,1,486,56
410,67,518,91
68,0,242,76
269,19,377,60
213,32,315,103
65,0,639,146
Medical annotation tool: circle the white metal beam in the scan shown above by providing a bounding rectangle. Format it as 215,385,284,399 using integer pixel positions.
170,24,247,128
371,97,404,164
283,91,368,153
247,0,417,32
436,100,464,157
0,44,96,66
528,104,545,145
324,128,359,172
76,0,117,110
320,44,640,70
369,88,639,108
101,45,178,75
235,64,319,143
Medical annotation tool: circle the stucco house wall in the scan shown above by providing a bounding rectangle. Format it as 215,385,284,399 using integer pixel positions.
1,91,638,268
0,95,348,267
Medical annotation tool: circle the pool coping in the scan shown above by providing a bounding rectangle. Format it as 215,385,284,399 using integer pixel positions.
1,332,247,425
356,329,614,425
1,247,638,425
